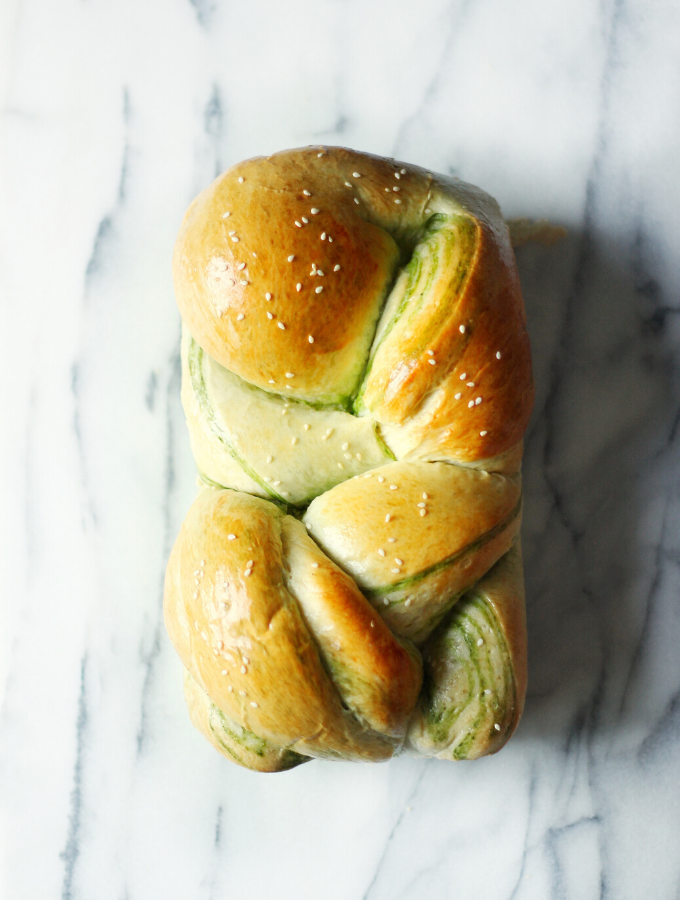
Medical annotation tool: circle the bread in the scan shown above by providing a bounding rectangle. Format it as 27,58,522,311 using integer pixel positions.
165,146,534,770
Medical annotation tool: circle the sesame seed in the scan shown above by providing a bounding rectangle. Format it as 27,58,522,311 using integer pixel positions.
264,476,272,483
268,379,275,384
354,198,360,204
244,568,252,577
228,230,236,235
364,473,372,478
291,437,299,446
393,186,400,192
352,172,361,178
265,292,272,301
308,335,314,343
334,264,340,271
459,324,466,333
231,236,239,243
389,484,398,490
222,211,230,218
428,359,436,365
301,216,309,224
317,270,324,277
405,598,412,608
345,181,352,187
318,152,324,157
320,233,326,241
296,283,302,291
311,562,319,568
239,280,248,286
385,187,391,192
217,640,224,650
395,558,403,565
394,172,401,179
468,400,475,408
494,724,501,731
228,685,233,692
236,313,244,321
391,568,401,574
273,480,281,486
356,452,362,460
250,701,259,708
378,549,385,557
266,455,273,463
460,373,467,380
377,476,385,483
328,236,333,242
394,198,402,204
420,509,427,517
385,514,391,523
337,462,343,469
228,534,236,540
238,176,244,183
480,430,488,436
315,286,323,293
370,621,375,627
267,312,273,319
484,689,492,696
422,493,428,500
295,221,302,228
285,372,295,378
303,190,311,196
475,397,482,405
221,669,228,675
425,208,432,214
496,351,502,359
288,255,295,262
388,537,396,542
311,208,319,215
427,349,434,356
241,665,247,674
417,502,426,508
237,262,246,271
477,638,484,646
467,382,475,387
342,442,349,450
343,452,351,460
455,392,462,400
239,690,246,697
278,322,285,330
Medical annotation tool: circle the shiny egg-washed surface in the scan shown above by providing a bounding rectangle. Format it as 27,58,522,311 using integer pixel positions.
164,147,532,769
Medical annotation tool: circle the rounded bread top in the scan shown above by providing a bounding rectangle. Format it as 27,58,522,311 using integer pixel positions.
173,145,534,464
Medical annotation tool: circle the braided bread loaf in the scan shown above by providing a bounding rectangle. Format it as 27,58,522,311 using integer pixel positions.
165,147,533,771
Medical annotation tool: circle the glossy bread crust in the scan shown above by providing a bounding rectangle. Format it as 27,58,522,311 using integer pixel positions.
166,146,534,769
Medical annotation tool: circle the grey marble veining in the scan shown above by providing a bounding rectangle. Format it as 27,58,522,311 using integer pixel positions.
1,0,680,897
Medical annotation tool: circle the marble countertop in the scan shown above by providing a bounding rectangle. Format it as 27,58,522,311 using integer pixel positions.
2,1,680,897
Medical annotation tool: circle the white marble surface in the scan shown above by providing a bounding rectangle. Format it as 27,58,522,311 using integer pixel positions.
2,0,680,897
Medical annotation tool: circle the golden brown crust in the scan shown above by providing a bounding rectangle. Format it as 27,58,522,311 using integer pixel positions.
173,147,534,463
164,487,418,760
167,146,533,769
304,461,521,592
